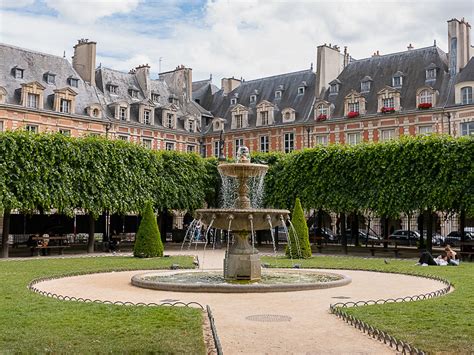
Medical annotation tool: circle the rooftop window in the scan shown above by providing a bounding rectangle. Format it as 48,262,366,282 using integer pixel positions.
275,90,282,99
68,77,79,88
108,84,118,94
13,67,24,79
45,72,56,84
298,87,305,95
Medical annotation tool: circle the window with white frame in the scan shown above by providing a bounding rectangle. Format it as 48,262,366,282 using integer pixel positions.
26,124,38,133
380,129,395,141
235,114,243,129
69,78,79,88
260,136,269,153
108,85,118,94
46,73,55,84
418,125,432,135
118,135,128,141
235,138,243,156
392,76,402,87
360,81,371,92
151,93,160,102
213,141,220,157
27,93,39,108
426,68,436,80
315,135,328,145
119,107,127,120
419,89,433,104
187,145,195,153
166,113,174,128
329,84,339,94
165,142,175,151
92,108,100,118
382,97,394,108
461,87,473,105
14,68,24,79
460,121,474,136
316,104,328,116
260,111,269,125
142,138,152,149
143,109,151,125
230,98,237,105
59,129,71,136
275,90,282,99
347,132,361,145
298,87,305,95
250,95,256,103
129,89,139,99
60,99,71,113
348,102,360,112
284,132,294,153
284,111,291,121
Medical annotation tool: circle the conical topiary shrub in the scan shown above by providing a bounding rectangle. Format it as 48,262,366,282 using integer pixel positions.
133,202,164,258
285,198,312,259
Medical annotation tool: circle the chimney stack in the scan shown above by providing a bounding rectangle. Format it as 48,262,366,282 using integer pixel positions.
135,64,151,97
72,39,96,86
315,43,346,97
221,77,241,95
448,18,471,75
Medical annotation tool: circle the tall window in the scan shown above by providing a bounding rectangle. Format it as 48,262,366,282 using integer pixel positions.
118,135,128,141
235,138,243,156
25,125,38,133
213,141,220,157
348,102,360,112
461,87,473,105
59,129,71,136
461,121,474,136
60,99,71,113
119,107,127,120
143,110,151,125
188,120,195,132
382,97,394,108
27,93,39,108
142,138,152,149
165,142,175,151
419,90,433,104
260,136,269,153
166,113,174,128
260,111,268,126
392,76,402,87
235,114,243,128
315,135,328,145
317,104,328,116
347,132,361,145
418,125,432,135
187,145,195,153
380,129,395,141
284,132,294,153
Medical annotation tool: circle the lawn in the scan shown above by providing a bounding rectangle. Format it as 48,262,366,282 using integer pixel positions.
262,255,474,354
0,256,206,354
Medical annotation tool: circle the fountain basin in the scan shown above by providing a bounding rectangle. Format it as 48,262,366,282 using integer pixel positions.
218,163,268,178
195,208,290,231
131,269,352,293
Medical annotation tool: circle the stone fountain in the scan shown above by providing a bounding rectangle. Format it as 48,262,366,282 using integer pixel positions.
195,146,290,281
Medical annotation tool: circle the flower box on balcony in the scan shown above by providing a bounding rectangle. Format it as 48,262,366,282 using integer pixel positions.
381,107,395,114
316,114,327,122
418,103,432,110
347,111,360,119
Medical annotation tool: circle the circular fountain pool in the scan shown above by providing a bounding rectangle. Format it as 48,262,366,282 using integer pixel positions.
131,269,351,293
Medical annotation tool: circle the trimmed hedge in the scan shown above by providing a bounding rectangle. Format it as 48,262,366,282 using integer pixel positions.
133,202,164,258
286,198,312,258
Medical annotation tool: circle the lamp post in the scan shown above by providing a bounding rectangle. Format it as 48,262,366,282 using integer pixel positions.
306,126,312,148
218,129,226,161
446,112,451,135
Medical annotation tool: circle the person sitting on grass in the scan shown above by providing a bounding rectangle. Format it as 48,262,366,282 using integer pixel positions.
445,245,459,265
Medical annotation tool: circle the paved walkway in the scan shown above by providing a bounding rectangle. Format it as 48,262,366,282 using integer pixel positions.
35,249,446,354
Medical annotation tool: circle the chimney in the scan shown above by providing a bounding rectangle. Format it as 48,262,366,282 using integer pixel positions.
221,77,241,95
315,43,346,97
158,65,193,103
448,18,471,75
135,64,150,97
72,39,96,86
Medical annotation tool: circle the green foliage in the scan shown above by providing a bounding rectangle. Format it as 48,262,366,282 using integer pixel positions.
133,202,164,257
286,198,312,258
0,131,209,216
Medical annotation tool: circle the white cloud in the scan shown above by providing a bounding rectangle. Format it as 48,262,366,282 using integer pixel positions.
0,0,472,83
44,0,141,24
0,0,35,9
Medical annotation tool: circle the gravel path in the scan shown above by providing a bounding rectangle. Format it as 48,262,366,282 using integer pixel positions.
34,249,446,354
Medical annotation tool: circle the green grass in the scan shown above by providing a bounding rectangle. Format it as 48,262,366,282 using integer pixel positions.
0,256,206,354
262,255,474,354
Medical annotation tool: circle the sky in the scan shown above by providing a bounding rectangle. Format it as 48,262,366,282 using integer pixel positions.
0,0,473,84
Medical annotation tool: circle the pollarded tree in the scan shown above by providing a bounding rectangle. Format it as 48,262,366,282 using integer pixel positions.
133,202,164,258
286,198,312,259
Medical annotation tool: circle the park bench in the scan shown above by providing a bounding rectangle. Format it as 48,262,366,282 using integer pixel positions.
459,241,474,261
30,236,69,256
368,240,400,257
30,245,69,256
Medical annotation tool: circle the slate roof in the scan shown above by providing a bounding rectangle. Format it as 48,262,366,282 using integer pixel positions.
456,57,474,84
0,43,103,118
201,69,316,132
192,78,219,110
323,46,452,117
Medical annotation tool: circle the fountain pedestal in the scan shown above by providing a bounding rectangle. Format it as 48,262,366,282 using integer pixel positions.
224,232,261,281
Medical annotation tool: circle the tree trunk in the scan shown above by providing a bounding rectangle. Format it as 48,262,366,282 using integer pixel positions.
426,209,433,253
352,211,359,246
417,211,425,249
316,209,323,246
460,209,466,253
1,209,11,258
340,213,347,254
87,213,95,253
382,216,389,248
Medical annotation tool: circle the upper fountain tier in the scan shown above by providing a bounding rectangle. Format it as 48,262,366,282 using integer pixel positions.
218,162,268,179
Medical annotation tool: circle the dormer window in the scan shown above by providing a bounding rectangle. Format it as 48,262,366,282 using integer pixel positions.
275,90,282,99
360,81,370,92
329,80,340,94
188,119,195,132
426,69,436,80
461,87,473,105
168,95,178,104
68,77,79,88
129,89,139,99
298,87,305,95
250,95,257,103
230,98,237,105
151,93,160,102
108,84,118,94
45,72,56,84
60,99,71,113
119,107,127,120
419,89,433,104
143,109,151,125
13,67,24,79
392,76,402,87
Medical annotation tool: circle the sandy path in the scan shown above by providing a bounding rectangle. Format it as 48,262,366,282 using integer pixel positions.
34,250,446,354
